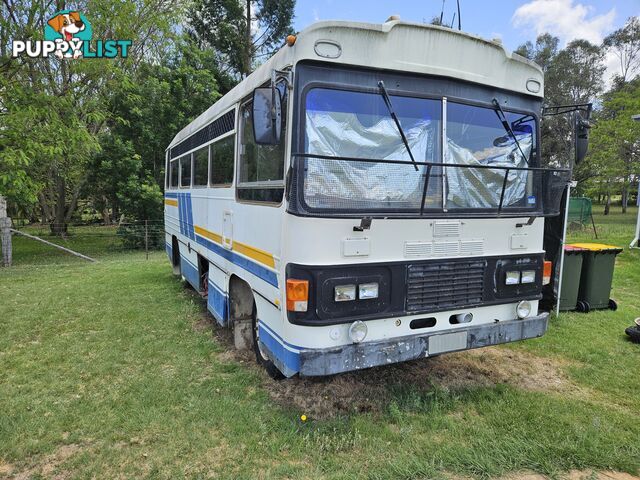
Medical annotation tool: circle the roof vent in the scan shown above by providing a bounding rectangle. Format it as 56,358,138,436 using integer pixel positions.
386,15,400,22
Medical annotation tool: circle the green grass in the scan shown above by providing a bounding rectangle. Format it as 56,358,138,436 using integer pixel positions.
1,209,639,479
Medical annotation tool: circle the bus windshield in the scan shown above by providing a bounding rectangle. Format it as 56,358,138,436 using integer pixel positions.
301,87,537,214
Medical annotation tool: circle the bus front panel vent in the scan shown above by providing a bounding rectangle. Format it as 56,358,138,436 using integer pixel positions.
406,260,486,313
404,241,432,258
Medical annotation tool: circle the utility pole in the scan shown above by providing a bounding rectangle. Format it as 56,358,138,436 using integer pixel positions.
0,195,12,267
145,220,149,260
631,115,640,248
246,0,252,77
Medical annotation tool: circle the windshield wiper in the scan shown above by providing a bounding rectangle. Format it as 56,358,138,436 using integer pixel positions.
378,81,419,171
491,98,530,166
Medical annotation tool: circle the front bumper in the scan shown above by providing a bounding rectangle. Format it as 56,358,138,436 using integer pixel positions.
298,313,549,376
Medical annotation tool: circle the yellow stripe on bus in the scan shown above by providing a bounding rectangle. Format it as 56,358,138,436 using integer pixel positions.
233,240,276,269
164,199,178,207
194,225,275,269
194,225,223,244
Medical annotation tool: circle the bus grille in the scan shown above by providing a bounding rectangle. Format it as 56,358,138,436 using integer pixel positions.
406,260,487,313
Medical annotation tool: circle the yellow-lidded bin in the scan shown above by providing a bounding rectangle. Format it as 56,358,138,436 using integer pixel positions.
559,245,587,311
568,243,622,311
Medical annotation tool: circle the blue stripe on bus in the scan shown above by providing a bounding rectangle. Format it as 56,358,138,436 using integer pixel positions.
177,193,183,235
177,193,182,234
165,192,178,198
187,193,195,240
207,280,228,325
181,193,188,236
180,255,200,289
258,321,301,373
259,321,303,351
194,235,278,288
180,194,185,235
181,192,187,236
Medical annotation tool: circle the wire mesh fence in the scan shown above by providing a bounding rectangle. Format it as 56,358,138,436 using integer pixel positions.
9,220,166,265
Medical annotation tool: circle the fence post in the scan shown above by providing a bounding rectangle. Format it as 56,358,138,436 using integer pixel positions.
0,195,12,267
145,220,149,260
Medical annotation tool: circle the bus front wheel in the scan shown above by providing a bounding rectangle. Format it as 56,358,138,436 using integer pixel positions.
251,309,284,381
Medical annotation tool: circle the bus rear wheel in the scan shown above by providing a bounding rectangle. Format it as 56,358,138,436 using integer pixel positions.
251,311,284,381
171,237,181,276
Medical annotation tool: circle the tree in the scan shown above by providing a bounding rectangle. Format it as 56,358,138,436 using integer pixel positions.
0,0,181,234
517,36,606,179
87,35,221,222
189,0,295,83
1,63,104,233
585,79,640,214
603,16,640,84
515,33,560,73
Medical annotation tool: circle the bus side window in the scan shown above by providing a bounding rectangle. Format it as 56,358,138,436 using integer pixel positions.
169,159,178,188
210,135,234,186
237,98,286,203
193,147,208,187
180,154,192,188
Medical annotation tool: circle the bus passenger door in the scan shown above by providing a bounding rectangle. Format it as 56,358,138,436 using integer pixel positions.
222,210,233,249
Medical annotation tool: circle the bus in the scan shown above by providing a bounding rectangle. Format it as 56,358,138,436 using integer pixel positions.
164,18,587,378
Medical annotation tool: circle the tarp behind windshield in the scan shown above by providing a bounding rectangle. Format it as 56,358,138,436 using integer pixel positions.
302,88,536,212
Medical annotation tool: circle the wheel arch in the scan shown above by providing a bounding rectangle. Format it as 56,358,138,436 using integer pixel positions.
171,235,180,275
228,274,255,324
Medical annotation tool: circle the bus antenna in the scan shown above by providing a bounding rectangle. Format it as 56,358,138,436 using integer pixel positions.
457,0,462,30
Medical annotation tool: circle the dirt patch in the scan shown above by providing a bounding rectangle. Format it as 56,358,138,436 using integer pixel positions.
11,443,83,480
0,460,14,477
431,347,576,393
205,314,579,418
192,315,212,333
261,347,579,418
493,471,640,480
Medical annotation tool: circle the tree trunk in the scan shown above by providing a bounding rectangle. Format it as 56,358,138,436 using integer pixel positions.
603,191,611,216
621,183,628,214
51,174,67,236
38,192,53,225
245,0,251,77
102,205,111,225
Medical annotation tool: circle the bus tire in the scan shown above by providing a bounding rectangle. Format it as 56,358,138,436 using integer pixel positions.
171,236,181,276
251,309,284,381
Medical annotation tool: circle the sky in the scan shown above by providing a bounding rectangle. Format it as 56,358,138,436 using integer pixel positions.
293,0,640,82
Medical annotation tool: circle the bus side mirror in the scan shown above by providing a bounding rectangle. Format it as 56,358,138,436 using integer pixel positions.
575,113,590,165
252,87,282,145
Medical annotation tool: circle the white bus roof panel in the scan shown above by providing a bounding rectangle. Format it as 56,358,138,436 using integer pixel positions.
168,20,543,149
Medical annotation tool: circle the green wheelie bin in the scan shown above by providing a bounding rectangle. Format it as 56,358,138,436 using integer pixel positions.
559,245,587,311
569,243,623,312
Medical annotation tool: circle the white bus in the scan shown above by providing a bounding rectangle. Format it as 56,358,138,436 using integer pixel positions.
164,19,587,378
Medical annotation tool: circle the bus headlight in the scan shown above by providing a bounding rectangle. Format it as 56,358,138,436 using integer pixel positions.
335,284,356,302
358,282,379,300
521,270,536,284
516,300,532,319
348,321,368,343
505,271,520,285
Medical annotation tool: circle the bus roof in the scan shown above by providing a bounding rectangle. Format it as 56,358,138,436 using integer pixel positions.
168,19,543,150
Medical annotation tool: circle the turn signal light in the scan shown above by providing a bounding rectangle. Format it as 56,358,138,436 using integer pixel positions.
286,279,308,312
543,261,552,285
286,34,297,46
